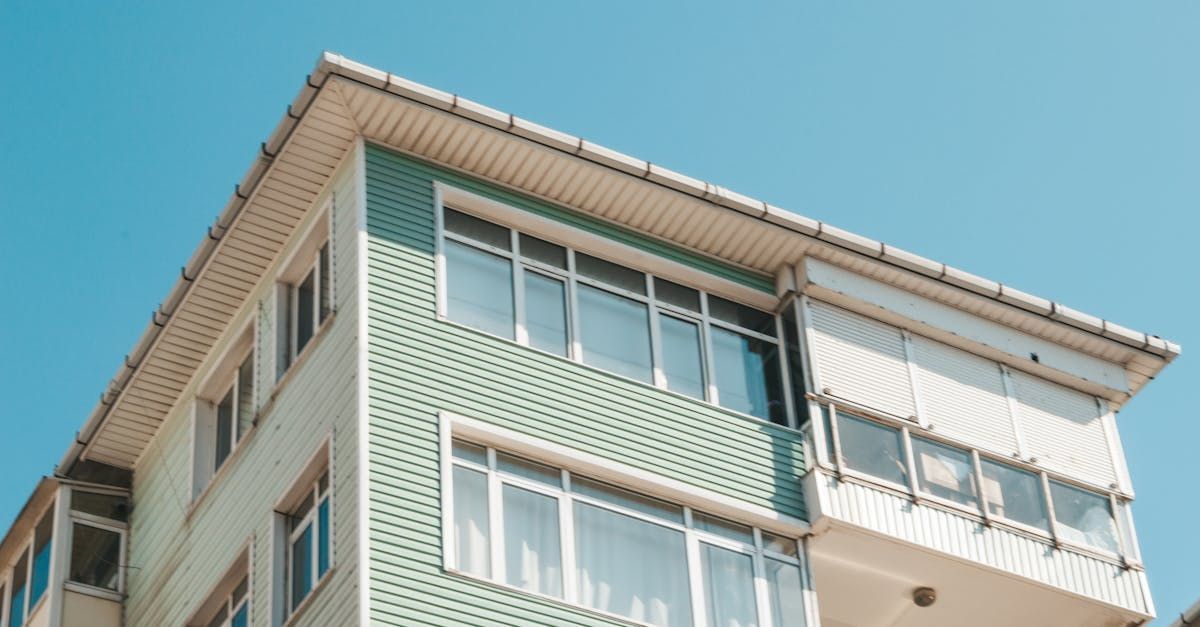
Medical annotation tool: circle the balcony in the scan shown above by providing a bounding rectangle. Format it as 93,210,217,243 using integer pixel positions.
800,397,1152,627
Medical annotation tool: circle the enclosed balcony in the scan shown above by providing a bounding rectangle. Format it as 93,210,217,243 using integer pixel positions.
800,398,1151,627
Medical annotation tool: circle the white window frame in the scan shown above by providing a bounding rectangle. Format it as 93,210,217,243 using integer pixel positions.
438,412,814,627
2,502,54,627
285,475,330,615
275,202,334,381
272,438,334,626
192,321,257,502
64,515,127,597
434,186,801,428
807,398,1140,565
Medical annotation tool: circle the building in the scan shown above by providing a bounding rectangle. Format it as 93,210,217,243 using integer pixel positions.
0,52,1180,627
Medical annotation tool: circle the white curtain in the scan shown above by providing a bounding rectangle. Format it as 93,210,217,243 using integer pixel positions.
701,543,759,627
574,502,692,627
453,466,490,577
502,484,563,597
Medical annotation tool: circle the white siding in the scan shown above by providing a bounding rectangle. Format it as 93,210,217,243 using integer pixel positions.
125,149,361,627
1010,371,1116,488
808,300,916,420
911,335,1018,458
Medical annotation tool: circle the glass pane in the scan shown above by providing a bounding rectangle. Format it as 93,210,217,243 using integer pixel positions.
502,484,563,597
701,543,759,627
692,512,753,545
711,327,786,424
296,270,316,353
524,272,568,357
497,452,561,487
912,437,977,507
30,511,52,606
9,552,27,627
230,604,249,627
708,295,775,336
216,387,234,470
318,498,331,577
451,439,487,466
319,242,332,323
232,575,249,604
576,253,646,294
1050,481,1119,553
445,240,515,340
654,278,700,311
236,353,255,439
452,466,490,577
519,234,566,268
761,532,799,557
837,414,908,486
577,285,653,383
765,558,807,627
980,460,1048,532
444,207,511,250
571,476,684,524
71,489,127,522
781,304,807,422
659,315,705,399
290,524,313,611
69,523,121,591
574,502,692,627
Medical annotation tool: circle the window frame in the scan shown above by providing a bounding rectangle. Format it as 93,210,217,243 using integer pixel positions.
439,414,816,627
272,439,334,626
284,474,331,615
435,196,800,428
275,202,335,382
808,398,1139,564
2,501,55,627
191,320,257,503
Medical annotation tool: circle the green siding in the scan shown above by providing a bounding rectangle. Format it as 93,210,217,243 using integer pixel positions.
366,145,806,626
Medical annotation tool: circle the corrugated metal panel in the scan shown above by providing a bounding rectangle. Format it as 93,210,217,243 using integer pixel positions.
820,475,1149,613
365,144,806,625
1010,371,1117,489
911,335,1019,457
808,300,917,420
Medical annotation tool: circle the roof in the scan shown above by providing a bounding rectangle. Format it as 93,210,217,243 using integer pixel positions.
58,51,1181,474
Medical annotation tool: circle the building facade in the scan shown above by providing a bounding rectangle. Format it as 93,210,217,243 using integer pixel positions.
0,53,1179,627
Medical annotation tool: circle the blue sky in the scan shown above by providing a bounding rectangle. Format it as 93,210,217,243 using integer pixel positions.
0,0,1195,620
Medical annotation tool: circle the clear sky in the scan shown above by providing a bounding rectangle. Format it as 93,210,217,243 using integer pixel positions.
0,0,1195,621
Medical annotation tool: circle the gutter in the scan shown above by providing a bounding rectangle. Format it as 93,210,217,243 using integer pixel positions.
1173,598,1200,627
55,57,338,476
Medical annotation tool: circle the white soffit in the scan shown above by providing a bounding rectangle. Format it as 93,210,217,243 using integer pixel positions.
63,51,1178,473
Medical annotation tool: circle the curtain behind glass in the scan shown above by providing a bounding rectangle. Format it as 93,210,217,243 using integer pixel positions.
764,558,807,627
711,328,784,423
452,466,491,577
574,502,691,627
445,241,515,340
524,272,569,357
700,543,758,627
659,316,705,399
577,285,653,383
503,485,563,597
980,460,1048,531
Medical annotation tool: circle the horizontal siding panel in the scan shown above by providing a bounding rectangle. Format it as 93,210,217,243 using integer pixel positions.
365,144,803,626
809,300,917,420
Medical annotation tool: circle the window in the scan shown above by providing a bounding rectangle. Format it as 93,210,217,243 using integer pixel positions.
1050,481,1119,554
193,326,255,499
817,406,1132,560
447,439,811,627
440,206,802,426
188,553,250,627
833,413,908,487
276,209,333,380
276,454,332,620
68,489,128,593
6,506,53,627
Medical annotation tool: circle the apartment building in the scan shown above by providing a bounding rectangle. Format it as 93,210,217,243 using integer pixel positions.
0,53,1179,627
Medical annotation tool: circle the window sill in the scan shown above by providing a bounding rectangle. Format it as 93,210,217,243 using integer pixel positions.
444,567,664,627
63,580,124,603
186,422,261,522
264,312,338,419
435,314,802,437
283,567,335,627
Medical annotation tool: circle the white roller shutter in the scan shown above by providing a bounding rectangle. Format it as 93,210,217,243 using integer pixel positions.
911,336,1019,458
808,301,916,419
1010,370,1116,488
